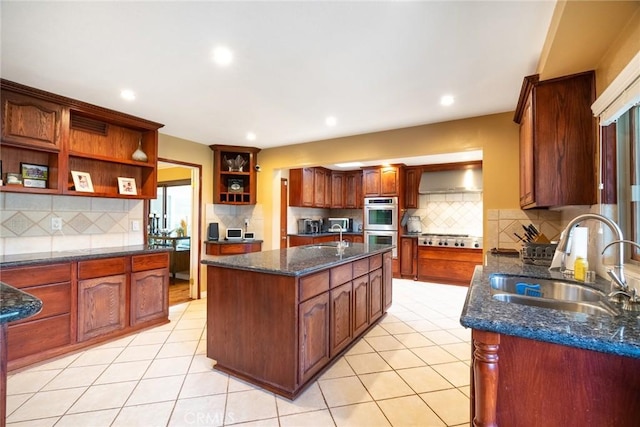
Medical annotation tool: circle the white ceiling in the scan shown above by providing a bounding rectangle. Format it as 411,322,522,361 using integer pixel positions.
1,1,556,155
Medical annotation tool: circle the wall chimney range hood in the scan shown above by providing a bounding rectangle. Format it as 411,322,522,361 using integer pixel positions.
418,168,482,194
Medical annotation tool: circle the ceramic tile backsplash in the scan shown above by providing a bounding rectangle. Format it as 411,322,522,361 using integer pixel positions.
288,207,363,234
485,208,562,251
204,203,264,239
408,193,483,236
0,193,144,256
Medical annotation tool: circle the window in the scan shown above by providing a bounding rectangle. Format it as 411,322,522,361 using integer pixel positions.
149,179,192,242
616,106,640,262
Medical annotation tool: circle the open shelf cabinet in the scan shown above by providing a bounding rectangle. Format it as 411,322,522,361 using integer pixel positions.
210,145,260,205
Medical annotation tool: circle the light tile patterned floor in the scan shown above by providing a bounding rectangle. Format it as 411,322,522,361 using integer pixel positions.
6,279,471,426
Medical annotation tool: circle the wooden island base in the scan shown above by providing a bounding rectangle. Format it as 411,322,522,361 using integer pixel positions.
206,249,392,399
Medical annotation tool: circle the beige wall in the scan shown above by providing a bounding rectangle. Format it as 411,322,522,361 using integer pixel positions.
158,166,192,182
257,112,520,249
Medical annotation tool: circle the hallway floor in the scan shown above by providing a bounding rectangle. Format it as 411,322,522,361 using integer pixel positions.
6,279,471,426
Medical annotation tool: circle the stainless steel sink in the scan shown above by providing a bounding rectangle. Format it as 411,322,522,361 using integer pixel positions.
489,274,621,316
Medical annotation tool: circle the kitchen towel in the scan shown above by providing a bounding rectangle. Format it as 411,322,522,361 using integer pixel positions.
565,226,589,270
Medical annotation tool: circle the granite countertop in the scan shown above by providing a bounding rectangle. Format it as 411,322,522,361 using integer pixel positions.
205,239,264,245
1,283,43,324
0,245,173,269
288,232,363,237
201,242,392,277
460,254,640,359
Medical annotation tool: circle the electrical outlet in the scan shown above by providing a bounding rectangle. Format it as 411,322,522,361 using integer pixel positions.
131,220,140,231
51,217,62,231
244,218,250,226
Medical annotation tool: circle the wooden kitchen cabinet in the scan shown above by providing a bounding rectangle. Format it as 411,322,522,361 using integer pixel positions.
352,273,370,337
404,166,421,209
1,79,163,199
289,167,316,207
331,171,345,208
329,281,353,357
400,237,418,279
77,257,127,341
298,292,330,384
344,170,363,208
417,247,483,286
205,241,262,255
369,267,384,323
314,167,329,207
130,253,169,326
210,145,260,205
362,165,404,196
514,71,597,209
289,234,337,247
383,251,392,311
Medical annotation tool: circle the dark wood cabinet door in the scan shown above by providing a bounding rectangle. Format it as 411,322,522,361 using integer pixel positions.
131,268,169,326
344,171,362,208
331,172,345,208
369,268,383,322
1,90,63,150
363,169,380,196
313,168,326,207
352,274,369,336
330,282,353,357
404,167,420,208
400,237,417,278
299,292,330,384
383,251,393,311
519,90,535,207
77,274,127,342
380,168,400,196
289,167,315,207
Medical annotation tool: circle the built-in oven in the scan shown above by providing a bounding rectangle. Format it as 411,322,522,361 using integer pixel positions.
364,197,398,231
364,230,398,258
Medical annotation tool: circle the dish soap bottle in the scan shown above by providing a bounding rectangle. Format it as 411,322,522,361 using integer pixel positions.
574,257,588,282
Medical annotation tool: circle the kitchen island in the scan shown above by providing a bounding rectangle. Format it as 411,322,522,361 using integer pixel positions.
461,254,640,427
201,242,393,399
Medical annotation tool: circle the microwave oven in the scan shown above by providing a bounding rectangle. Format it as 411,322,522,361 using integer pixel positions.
327,218,350,232
226,228,243,240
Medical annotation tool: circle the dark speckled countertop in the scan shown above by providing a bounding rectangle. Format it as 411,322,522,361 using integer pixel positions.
0,245,172,269
201,242,392,276
460,254,640,359
1,283,43,324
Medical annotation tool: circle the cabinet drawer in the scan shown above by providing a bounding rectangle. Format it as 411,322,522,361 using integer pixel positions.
219,244,251,255
369,254,383,270
9,282,71,325
78,257,126,279
330,264,352,288
299,270,330,302
0,263,70,288
8,314,71,361
353,259,369,277
132,252,169,272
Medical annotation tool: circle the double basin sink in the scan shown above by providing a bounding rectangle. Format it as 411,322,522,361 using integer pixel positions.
490,274,621,316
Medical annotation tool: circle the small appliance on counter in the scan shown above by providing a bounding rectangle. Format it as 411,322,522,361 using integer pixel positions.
407,216,422,234
327,218,351,232
297,218,321,234
226,228,243,240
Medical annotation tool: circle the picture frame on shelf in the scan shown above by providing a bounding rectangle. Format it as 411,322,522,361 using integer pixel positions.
5,172,23,186
71,171,94,192
117,177,137,195
21,162,48,179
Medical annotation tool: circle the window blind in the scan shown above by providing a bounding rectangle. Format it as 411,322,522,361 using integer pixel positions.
591,50,640,125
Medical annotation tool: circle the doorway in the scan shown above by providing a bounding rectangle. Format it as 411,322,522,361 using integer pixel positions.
150,160,202,306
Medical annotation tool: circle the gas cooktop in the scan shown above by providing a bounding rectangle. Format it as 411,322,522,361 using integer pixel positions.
419,233,482,249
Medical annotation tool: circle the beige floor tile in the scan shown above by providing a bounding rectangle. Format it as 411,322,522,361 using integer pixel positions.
378,349,426,370
421,330,462,345
23,353,80,372
174,317,207,330
431,361,470,387
143,355,192,378
7,369,62,394
411,346,458,365
429,317,464,330
380,321,416,335
404,319,440,332
225,389,277,424
394,332,435,348
364,334,406,352
94,360,151,384
441,342,472,360
230,418,280,427
380,313,401,324
68,347,123,367
397,366,453,394
68,381,137,413
189,354,216,373
96,334,135,349
196,339,207,355
6,392,32,416
55,408,119,427
126,375,185,406
279,409,335,427
387,310,423,322
112,401,175,426
345,339,375,356
5,416,59,426
377,395,446,427
319,357,356,380
345,352,392,375
420,388,470,426
330,401,391,427
7,387,86,423
228,376,260,393
156,340,199,358
167,328,204,343
129,330,171,346
41,364,107,391
114,343,162,363
318,376,372,407
358,370,414,400
169,394,226,426
449,327,472,341
179,370,229,399
458,385,471,398
276,382,327,416
364,324,390,337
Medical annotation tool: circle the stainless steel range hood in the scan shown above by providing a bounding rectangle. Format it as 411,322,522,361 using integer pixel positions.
418,169,482,194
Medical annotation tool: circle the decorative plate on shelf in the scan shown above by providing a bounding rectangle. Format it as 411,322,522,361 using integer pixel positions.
228,178,244,193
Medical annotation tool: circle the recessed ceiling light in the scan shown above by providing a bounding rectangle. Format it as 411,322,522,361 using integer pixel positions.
246,132,256,141
325,116,337,126
440,95,454,106
120,89,136,101
212,46,233,66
